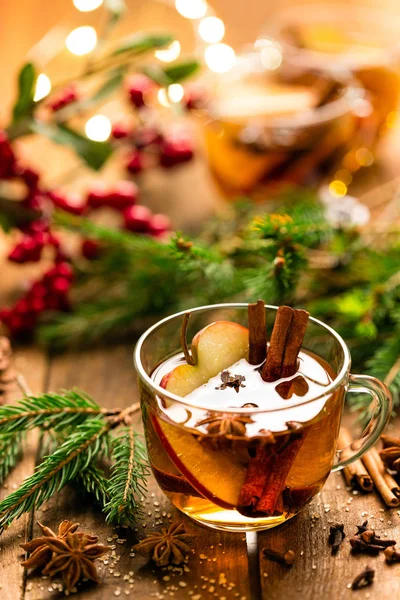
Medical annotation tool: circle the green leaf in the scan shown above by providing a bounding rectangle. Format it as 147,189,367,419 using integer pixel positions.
12,63,36,122
91,70,125,103
144,59,200,86
111,33,174,56
31,121,113,170
163,59,200,82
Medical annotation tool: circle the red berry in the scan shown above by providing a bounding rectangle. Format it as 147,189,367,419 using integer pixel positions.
50,277,71,295
30,282,47,297
127,75,154,108
7,313,25,333
16,166,40,189
148,213,171,237
183,85,207,111
109,181,139,209
55,262,74,280
14,299,31,315
87,183,110,209
111,122,132,139
159,133,194,168
0,131,16,179
29,297,46,314
48,85,78,112
126,151,144,175
123,205,152,233
134,127,163,149
81,239,101,260
48,190,85,215
0,308,11,324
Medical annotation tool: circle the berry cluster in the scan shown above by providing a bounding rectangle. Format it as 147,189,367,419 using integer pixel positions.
48,84,79,112
0,262,73,336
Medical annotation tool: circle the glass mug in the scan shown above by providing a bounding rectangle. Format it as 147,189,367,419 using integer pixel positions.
134,304,392,532
265,4,400,169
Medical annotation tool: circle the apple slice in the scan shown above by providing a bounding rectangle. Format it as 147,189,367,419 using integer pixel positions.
160,320,249,397
152,415,246,509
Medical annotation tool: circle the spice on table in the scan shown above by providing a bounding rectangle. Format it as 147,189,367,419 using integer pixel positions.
362,447,400,507
263,547,296,566
351,566,375,590
328,523,346,555
349,523,396,555
384,546,400,564
337,427,373,492
21,522,110,592
133,522,191,567
21,520,81,570
380,434,400,473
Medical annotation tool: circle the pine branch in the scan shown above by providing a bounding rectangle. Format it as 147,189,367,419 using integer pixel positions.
0,416,109,533
0,390,106,435
367,332,400,407
104,426,150,525
0,432,24,484
78,463,110,506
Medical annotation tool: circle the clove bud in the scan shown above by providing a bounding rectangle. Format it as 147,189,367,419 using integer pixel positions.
328,523,345,555
349,537,381,555
263,547,295,566
384,546,400,564
360,530,396,548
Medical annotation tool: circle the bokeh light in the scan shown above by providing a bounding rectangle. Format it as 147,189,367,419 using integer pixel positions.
328,180,348,198
355,147,374,167
155,40,181,63
168,83,184,103
66,26,97,56
204,43,236,73
85,115,111,141
334,169,353,186
158,88,170,107
34,73,52,102
175,0,207,19
72,0,103,11
198,17,225,43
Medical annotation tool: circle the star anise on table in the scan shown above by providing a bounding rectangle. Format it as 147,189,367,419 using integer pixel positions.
216,371,246,393
196,413,253,437
133,522,191,567
21,522,110,592
21,520,81,570
379,435,400,472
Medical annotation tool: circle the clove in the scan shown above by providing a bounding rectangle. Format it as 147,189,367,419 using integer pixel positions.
384,546,400,564
355,520,369,535
328,523,345,555
349,537,382,555
263,547,296,566
351,566,375,590
360,530,396,548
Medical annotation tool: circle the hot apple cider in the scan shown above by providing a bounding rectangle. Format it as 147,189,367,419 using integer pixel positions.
143,302,345,531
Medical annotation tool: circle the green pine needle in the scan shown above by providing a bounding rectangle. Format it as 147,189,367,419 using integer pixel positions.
0,432,24,484
104,427,150,525
0,416,109,533
78,463,111,506
0,390,103,435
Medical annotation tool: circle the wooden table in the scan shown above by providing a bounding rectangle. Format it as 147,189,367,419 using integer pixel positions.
1,136,400,599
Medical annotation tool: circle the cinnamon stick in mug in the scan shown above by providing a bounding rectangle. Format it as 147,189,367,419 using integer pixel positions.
248,300,267,365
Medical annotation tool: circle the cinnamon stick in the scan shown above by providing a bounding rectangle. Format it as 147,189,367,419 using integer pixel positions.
362,447,400,508
261,306,309,382
338,427,374,492
248,300,267,365
238,446,275,511
261,306,293,382
255,433,304,515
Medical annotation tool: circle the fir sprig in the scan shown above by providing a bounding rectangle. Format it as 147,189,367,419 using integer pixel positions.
0,431,24,484
0,416,109,533
104,426,150,525
78,463,111,506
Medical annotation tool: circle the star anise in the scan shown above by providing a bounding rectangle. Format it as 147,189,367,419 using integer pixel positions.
216,371,246,393
196,413,253,437
21,520,81,570
41,532,110,591
379,435,400,472
133,522,191,567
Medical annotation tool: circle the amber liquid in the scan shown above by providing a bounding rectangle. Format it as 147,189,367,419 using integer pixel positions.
202,73,358,198
142,350,345,532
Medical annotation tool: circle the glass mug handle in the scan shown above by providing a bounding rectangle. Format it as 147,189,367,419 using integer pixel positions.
332,374,392,472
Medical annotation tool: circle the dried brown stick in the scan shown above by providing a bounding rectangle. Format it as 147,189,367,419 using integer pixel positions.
338,427,373,492
261,306,294,382
362,447,400,508
281,309,309,378
248,300,267,365
180,312,195,366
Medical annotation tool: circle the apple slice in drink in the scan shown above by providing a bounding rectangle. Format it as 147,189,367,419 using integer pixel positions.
160,320,249,396
156,320,250,508
151,415,246,509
